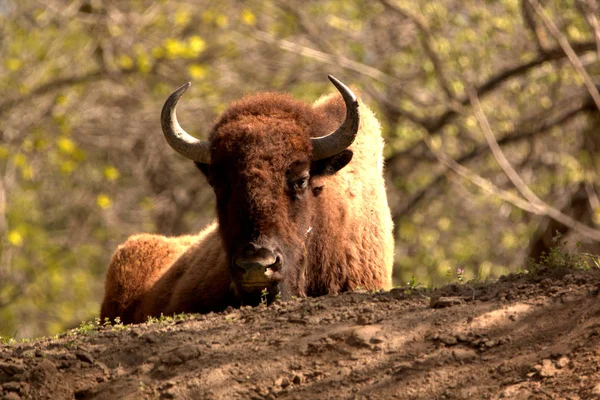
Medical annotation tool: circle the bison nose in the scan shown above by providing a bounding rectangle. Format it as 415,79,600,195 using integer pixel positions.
234,244,282,280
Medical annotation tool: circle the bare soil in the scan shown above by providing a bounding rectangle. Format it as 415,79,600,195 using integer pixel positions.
3,267,600,399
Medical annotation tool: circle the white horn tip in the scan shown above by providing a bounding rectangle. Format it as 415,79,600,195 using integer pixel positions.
175,82,192,95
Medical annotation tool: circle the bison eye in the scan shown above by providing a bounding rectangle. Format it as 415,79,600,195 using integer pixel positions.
292,176,309,192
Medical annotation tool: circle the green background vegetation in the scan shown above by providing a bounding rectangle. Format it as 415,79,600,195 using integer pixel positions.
1,0,599,338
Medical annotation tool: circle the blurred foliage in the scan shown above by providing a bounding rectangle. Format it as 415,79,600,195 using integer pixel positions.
0,0,598,338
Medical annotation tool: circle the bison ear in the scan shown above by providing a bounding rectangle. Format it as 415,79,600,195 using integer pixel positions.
195,162,210,178
311,149,353,177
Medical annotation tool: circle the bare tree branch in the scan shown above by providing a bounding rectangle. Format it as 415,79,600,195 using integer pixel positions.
429,40,597,133
391,94,595,219
384,40,597,167
576,0,600,59
364,85,429,129
378,0,456,100
253,30,395,85
470,89,600,241
521,0,550,53
529,0,600,112
585,181,600,213
420,129,543,214
0,69,138,116
469,89,544,207
277,2,337,55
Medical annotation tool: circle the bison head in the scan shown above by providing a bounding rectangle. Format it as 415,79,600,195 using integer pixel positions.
160,76,359,305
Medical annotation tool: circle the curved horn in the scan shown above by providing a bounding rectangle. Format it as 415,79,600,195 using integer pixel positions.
161,82,211,164
311,75,360,160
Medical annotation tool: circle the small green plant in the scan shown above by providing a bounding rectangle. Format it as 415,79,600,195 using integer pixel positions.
175,312,189,321
111,316,128,331
0,336,15,346
398,276,424,296
527,232,600,272
447,266,469,284
147,313,169,325
70,318,102,336
407,276,421,290
582,253,600,268
98,316,128,331
146,312,188,326
260,288,269,306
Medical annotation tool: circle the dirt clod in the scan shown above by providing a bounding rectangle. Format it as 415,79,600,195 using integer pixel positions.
438,334,458,346
274,376,290,388
452,348,478,362
430,296,466,308
3,381,21,391
556,356,570,369
3,392,21,400
536,359,559,377
455,333,469,342
74,350,94,364
0,362,25,377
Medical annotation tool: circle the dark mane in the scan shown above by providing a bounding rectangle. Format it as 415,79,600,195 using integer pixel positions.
211,92,343,140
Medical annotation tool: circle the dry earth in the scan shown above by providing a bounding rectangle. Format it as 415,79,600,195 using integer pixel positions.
3,267,600,399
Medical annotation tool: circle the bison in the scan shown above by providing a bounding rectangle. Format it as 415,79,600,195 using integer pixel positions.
100,76,394,324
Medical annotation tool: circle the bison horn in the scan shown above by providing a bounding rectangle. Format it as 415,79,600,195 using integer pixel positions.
161,82,211,164
311,75,360,160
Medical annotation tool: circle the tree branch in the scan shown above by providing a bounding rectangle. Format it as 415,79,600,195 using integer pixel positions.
420,128,543,215
364,85,429,129
469,89,544,207
253,30,395,85
429,40,597,133
391,94,595,219
385,40,597,167
0,69,138,116
521,0,550,53
378,0,456,100
576,0,600,60
529,0,600,112
277,2,337,55
585,181,600,212
470,89,600,241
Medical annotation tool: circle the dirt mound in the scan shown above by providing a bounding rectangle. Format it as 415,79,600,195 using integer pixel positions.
3,268,600,399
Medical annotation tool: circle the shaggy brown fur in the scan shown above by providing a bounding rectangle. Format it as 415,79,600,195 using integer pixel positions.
101,89,394,324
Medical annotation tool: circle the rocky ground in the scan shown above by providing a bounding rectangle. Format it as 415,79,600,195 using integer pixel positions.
3,267,600,399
